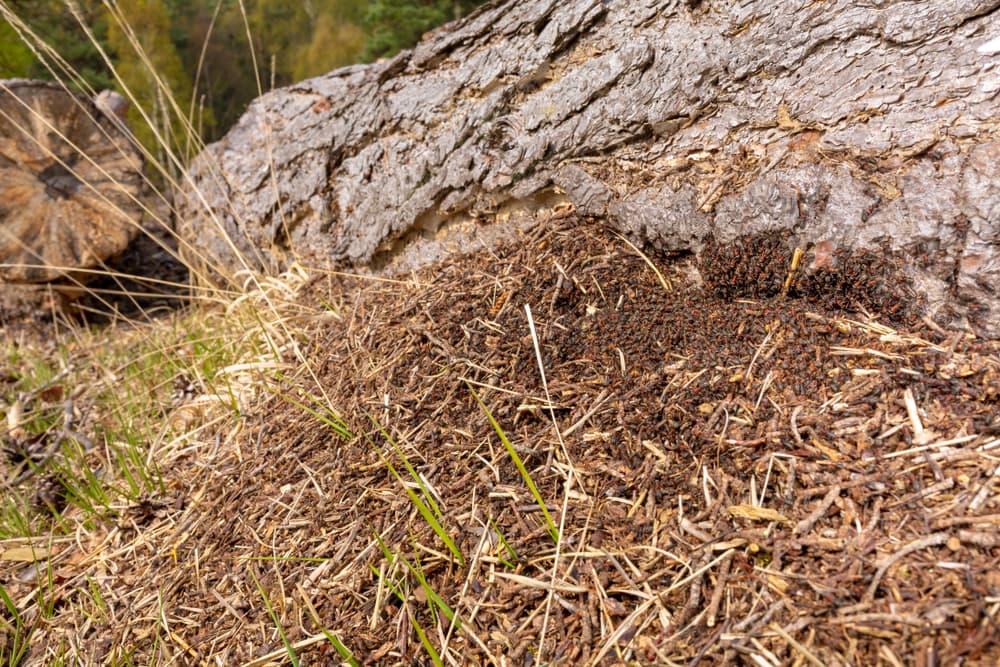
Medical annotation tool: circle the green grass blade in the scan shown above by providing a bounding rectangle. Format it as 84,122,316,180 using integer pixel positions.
490,518,520,568
0,582,31,665
369,417,443,518
380,454,463,565
404,544,458,627
268,381,353,440
317,627,361,667
409,609,444,667
300,594,360,667
248,566,300,667
374,531,460,638
467,384,559,542
366,425,464,565
372,532,406,602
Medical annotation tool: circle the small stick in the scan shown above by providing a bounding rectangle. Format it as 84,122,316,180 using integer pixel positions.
706,550,733,627
903,386,925,439
933,514,1000,528
922,449,945,482
958,530,1000,547
794,485,841,535
688,620,729,667
680,517,713,542
745,329,774,382
782,459,797,509
613,232,672,291
563,390,610,437
782,247,804,296
677,559,706,627
885,478,955,509
968,464,1000,512
864,532,950,601
769,622,824,667
789,406,803,444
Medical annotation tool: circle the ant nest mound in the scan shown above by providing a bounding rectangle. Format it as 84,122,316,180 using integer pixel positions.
699,231,920,324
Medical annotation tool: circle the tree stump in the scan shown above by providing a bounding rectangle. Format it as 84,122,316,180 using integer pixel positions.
179,0,1000,336
0,79,146,283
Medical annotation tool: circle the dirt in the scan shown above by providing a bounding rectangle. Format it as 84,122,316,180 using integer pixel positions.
4,217,1000,665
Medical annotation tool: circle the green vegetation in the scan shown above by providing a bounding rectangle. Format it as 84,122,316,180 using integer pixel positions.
0,296,302,663
370,419,466,565
0,0,487,146
0,1,114,89
248,565,301,667
0,581,31,666
362,0,484,61
470,384,560,543
372,532,450,667
105,0,195,158
0,2,496,664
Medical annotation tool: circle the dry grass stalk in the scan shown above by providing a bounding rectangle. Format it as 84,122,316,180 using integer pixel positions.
4,218,1000,664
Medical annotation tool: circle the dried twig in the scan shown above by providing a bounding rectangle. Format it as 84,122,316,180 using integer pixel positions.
864,533,951,602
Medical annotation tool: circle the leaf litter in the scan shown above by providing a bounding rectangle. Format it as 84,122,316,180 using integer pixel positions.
3,217,1000,665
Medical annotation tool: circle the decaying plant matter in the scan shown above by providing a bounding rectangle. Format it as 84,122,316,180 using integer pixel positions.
8,218,995,664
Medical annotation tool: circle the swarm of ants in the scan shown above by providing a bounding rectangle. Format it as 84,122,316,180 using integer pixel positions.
699,230,920,324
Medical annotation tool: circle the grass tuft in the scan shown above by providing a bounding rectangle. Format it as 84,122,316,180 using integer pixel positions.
0,581,31,666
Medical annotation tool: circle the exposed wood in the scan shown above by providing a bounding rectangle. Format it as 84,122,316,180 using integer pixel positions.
0,80,145,283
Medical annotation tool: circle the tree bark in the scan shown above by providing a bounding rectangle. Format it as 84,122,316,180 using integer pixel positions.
179,0,1000,335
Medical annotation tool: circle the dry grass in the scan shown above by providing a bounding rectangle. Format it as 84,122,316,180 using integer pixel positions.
2,5,1000,665
5,218,997,665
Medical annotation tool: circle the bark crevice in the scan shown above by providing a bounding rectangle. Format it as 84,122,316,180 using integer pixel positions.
179,0,1000,335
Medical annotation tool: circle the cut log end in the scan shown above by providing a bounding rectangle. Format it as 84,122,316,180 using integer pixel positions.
0,79,146,283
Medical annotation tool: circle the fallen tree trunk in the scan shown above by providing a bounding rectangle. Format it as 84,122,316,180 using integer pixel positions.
179,0,1000,335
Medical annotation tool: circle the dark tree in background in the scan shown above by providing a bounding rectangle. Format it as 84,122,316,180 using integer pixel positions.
0,0,487,145
362,0,485,61
0,0,114,91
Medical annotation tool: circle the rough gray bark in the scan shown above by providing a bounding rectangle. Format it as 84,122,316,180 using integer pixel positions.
179,0,1000,335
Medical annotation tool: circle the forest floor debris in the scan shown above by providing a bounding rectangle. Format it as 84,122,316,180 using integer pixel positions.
3,218,1000,665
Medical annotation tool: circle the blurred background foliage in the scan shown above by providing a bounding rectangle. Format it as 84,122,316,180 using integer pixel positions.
0,0,488,147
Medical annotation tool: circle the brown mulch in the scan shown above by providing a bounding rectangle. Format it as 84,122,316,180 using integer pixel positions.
5,217,1000,665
